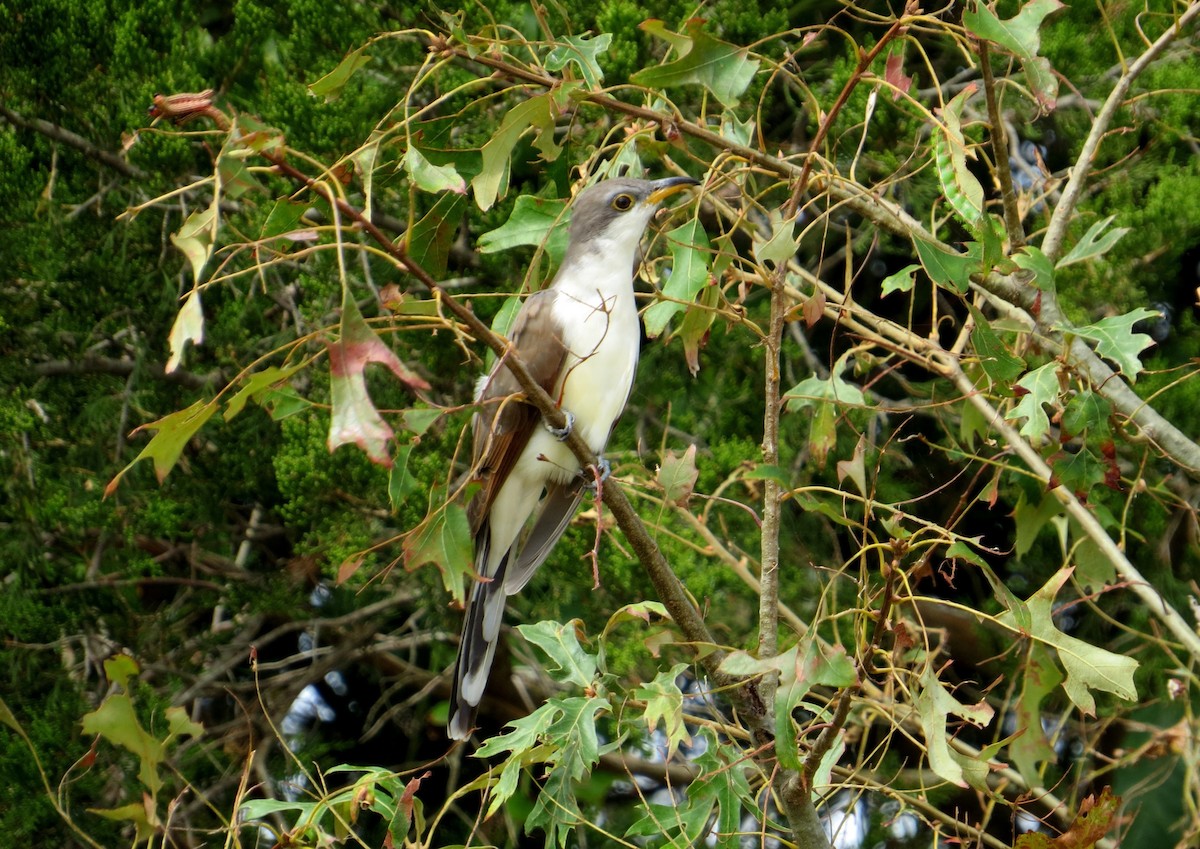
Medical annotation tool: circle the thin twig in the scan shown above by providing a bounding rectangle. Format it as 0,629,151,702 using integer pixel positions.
0,103,146,179
1041,2,1200,261
978,41,1025,249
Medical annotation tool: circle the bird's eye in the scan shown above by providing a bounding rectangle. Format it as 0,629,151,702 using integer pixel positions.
611,193,635,212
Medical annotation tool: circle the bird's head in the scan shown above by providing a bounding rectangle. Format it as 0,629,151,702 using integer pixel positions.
565,175,700,258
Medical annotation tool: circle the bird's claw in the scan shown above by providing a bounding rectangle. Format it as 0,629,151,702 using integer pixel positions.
545,411,575,441
583,456,611,493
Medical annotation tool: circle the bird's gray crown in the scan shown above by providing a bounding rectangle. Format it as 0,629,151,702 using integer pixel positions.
566,176,699,248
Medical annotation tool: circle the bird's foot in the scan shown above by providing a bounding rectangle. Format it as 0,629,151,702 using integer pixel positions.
545,411,575,441
583,456,611,493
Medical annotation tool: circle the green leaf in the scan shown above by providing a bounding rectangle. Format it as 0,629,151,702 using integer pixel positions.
88,802,158,843
913,234,977,293
260,199,312,240
404,146,466,195
1057,214,1131,267
224,364,305,421
1013,492,1063,559
881,263,920,296
915,666,995,787
1013,245,1057,291
472,94,565,211
1005,362,1060,439
81,694,166,794
934,85,985,229
402,406,442,436
407,192,468,278
517,620,597,688
403,504,473,600
1061,390,1111,437
632,20,760,107
643,217,711,337
999,567,1138,714
634,663,692,757
387,442,418,509
308,45,371,101
963,0,1063,111
476,195,570,264
752,210,798,266
105,399,219,495
1055,308,1158,381
783,350,867,412
1051,447,1105,494
170,206,216,283
968,305,1026,384
657,443,698,506
164,705,203,741
1007,642,1064,779
544,33,611,89
217,150,262,200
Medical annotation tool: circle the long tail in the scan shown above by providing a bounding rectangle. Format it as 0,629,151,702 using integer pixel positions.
448,527,509,740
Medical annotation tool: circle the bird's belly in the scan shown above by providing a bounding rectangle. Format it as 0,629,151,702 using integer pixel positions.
513,290,639,484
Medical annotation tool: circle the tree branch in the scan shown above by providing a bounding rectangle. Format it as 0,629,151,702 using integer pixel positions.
1040,1,1200,261
0,103,146,179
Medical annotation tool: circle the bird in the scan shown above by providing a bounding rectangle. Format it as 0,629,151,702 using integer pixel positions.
448,175,700,740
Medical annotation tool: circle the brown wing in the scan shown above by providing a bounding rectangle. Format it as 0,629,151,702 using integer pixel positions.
467,291,568,536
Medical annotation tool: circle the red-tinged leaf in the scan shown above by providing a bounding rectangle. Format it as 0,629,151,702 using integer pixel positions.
803,289,826,326
105,399,219,495
337,556,365,585
327,295,430,466
1014,787,1120,848
393,770,430,841
883,50,913,100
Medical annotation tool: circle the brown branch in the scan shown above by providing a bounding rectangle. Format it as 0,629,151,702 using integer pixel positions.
978,41,1025,249
0,103,146,179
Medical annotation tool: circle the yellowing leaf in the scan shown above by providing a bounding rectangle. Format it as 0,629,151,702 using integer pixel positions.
404,146,466,195
634,663,692,757
105,399,219,495
170,206,216,283
915,667,995,787
308,45,371,101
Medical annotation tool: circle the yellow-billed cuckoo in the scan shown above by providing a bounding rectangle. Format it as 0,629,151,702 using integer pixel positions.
448,175,700,740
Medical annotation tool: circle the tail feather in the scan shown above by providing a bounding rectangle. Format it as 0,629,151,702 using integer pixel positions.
448,529,510,741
